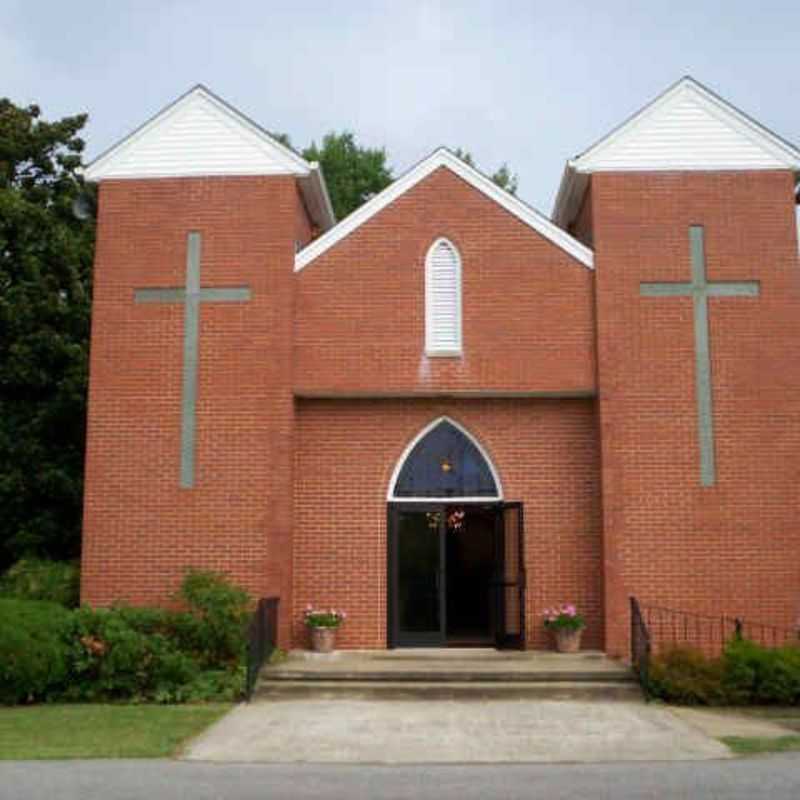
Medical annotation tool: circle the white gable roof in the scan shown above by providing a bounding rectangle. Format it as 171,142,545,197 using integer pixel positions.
553,76,800,227
84,85,335,229
295,148,594,271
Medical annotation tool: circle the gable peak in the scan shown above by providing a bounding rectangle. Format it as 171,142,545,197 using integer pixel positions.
84,83,314,182
570,75,800,174
553,76,800,227
295,146,594,272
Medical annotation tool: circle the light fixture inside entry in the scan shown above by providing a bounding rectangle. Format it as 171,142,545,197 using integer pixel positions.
440,457,453,473
425,508,465,532
447,508,465,531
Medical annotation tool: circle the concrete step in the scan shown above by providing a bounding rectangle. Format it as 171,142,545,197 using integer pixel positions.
255,650,638,702
262,668,635,684
254,680,644,702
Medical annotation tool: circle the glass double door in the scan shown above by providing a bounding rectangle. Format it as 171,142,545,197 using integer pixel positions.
387,503,524,648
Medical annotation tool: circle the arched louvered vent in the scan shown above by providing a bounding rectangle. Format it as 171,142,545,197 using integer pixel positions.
425,238,462,355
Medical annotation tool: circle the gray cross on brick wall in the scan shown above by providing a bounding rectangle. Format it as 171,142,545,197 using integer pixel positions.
640,226,759,487
134,232,251,488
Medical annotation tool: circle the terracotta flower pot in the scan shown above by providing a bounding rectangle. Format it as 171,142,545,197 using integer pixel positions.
310,626,337,653
553,628,583,653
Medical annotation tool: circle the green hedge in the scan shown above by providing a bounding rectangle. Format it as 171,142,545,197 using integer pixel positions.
0,570,251,705
649,639,800,705
0,599,72,704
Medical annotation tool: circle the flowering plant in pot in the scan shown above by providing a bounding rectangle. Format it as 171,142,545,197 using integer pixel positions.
304,606,347,653
542,604,585,653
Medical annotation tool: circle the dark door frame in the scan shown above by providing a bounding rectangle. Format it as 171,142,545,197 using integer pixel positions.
493,502,526,650
387,501,523,649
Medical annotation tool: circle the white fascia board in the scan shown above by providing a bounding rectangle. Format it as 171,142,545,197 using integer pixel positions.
84,84,312,181
310,162,336,230
295,147,594,271
573,76,800,174
298,166,336,232
552,165,589,230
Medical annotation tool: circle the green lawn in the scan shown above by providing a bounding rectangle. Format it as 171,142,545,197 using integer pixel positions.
716,708,800,755
722,735,800,755
0,704,231,759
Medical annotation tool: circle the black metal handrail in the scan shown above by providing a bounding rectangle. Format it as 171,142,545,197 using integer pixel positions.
629,597,800,698
630,596,652,696
636,601,799,654
245,597,279,701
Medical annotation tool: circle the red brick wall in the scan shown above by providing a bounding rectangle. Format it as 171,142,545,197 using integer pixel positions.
81,175,300,642
294,167,596,396
292,399,603,650
591,170,800,657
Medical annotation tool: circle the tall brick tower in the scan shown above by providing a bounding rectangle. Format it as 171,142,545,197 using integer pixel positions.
555,77,800,656
80,86,334,641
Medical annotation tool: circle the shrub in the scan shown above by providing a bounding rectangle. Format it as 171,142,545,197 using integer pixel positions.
648,646,727,705
182,667,246,703
66,607,198,702
0,559,80,607
0,598,72,704
649,640,800,706
177,569,250,667
0,570,251,705
723,639,800,705
111,605,181,636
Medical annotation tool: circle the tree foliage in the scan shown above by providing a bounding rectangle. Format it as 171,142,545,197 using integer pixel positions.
269,132,521,220
0,99,94,568
452,147,519,195
302,132,393,220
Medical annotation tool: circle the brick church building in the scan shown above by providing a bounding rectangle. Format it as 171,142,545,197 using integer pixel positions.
81,77,800,657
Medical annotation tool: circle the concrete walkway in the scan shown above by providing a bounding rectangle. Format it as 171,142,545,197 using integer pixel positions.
183,698,731,764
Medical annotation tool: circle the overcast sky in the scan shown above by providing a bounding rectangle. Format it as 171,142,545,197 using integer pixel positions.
3,0,799,213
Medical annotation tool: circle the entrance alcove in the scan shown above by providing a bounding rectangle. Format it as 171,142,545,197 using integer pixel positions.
386,417,524,649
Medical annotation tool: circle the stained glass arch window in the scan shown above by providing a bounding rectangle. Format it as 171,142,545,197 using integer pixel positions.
389,418,501,499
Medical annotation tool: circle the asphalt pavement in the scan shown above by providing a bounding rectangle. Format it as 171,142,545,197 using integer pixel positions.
2,757,800,800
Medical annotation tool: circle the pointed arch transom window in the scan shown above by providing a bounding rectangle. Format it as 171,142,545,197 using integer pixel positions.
425,238,462,356
391,419,500,499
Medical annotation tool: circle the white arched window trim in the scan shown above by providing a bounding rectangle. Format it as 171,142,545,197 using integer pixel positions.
424,237,462,357
387,416,504,502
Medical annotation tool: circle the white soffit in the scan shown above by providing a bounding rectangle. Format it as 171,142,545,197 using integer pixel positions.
574,76,800,173
84,85,313,181
295,148,594,271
